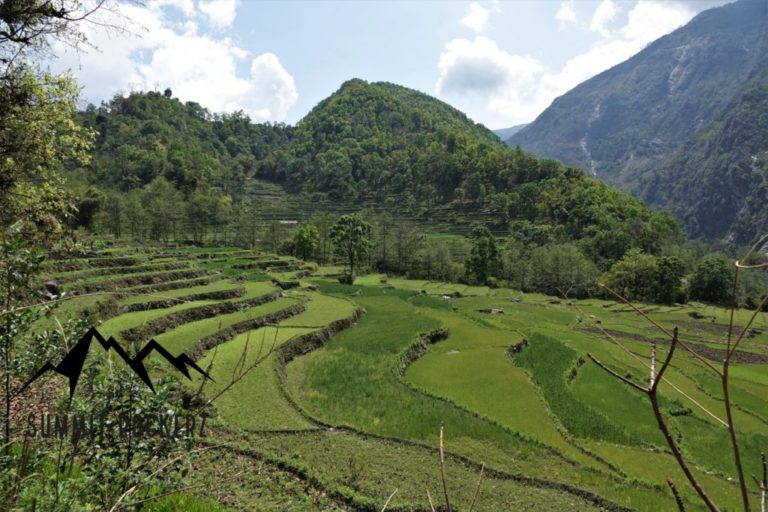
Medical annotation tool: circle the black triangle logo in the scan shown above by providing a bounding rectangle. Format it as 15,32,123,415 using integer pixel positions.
19,327,213,398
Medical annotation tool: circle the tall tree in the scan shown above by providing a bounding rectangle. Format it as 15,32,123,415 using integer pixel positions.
690,254,734,306
529,244,597,298
0,72,93,238
331,213,372,280
465,225,500,285
294,223,320,261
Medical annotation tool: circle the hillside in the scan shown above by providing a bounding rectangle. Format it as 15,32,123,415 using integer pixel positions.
73,80,685,266
21,243,768,511
507,0,768,243
643,66,768,243
78,91,291,197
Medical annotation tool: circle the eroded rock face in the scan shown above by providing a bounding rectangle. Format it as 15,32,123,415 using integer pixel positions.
506,0,768,243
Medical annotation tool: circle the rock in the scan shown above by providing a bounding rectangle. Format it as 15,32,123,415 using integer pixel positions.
44,280,61,296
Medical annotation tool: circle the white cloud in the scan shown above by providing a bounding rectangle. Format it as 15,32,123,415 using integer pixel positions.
590,0,618,37
198,0,238,29
555,1,577,27
436,0,705,127
49,2,297,122
151,0,196,17
436,37,545,122
247,53,299,121
460,2,490,33
622,0,694,42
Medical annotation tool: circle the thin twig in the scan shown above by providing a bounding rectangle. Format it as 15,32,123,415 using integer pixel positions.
572,299,727,426
439,423,451,512
599,284,722,376
426,488,436,512
591,331,720,511
587,353,647,393
467,463,484,512
380,488,398,512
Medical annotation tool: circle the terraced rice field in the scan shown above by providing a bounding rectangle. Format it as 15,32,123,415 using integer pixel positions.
28,247,768,511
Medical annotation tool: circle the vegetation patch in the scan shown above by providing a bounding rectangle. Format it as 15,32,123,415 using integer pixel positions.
514,334,639,445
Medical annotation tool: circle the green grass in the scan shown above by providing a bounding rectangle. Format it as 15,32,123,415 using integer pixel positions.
154,295,301,355
98,282,278,340
144,494,232,512
117,279,241,306
32,245,768,512
405,307,602,469
514,334,641,445
194,293,357,430
242,430,605,512
283,284,679,511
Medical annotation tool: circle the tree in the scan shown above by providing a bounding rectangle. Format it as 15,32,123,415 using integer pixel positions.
310,213,334,263
143,176,183,242
465,225,500,285
0,1,107,79
330,213,372,280
689,254,734,305
73,186,107,231
294,223,320,261
655,256,686,304
599,249,660,302
0,72,94,237
393,220,424,274
529,243,598,298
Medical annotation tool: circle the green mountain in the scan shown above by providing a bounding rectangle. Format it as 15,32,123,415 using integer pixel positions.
76,79,682,265
78,91,291,197
507,0,768,243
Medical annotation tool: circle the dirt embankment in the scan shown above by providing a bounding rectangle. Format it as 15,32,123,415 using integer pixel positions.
581,326,768,364
121,290,283,342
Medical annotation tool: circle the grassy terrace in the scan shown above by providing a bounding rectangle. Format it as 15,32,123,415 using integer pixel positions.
32,247,768,511
101,281,277,334
193,292,358,431
153,295,301,355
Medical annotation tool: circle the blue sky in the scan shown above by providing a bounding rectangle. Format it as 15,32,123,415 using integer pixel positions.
49,0,729,129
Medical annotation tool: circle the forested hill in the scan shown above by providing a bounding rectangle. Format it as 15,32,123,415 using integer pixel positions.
74,79,682,266
506,0,768,243
258,78,503,201
78,91,291,198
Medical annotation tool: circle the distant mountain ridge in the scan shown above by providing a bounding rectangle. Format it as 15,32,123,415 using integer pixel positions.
493,124,527,141
507,0,768,243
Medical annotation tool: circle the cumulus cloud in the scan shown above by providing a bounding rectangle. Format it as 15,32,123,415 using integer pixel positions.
48,2,297,122
198,0,238,29
436,37,545,121
590,0,618,37
437,0,707,126
460,2,491,33
555,1,578,27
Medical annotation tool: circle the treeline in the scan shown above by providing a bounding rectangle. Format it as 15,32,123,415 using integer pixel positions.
78,191,766,308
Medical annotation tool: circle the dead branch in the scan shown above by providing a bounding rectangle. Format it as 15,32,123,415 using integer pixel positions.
426,487,436,512
667,478,686,512
439,423,452,512
590,329,720,512
380,488,398,512
467,463,484,512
